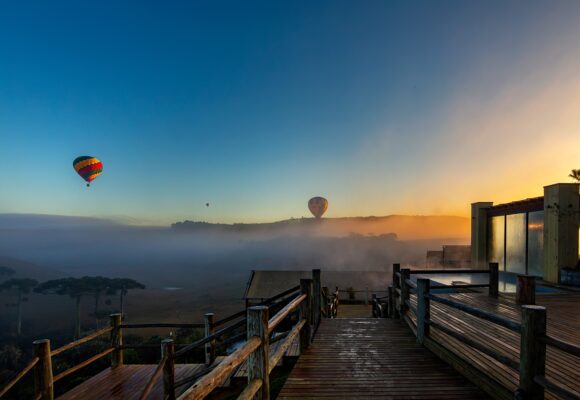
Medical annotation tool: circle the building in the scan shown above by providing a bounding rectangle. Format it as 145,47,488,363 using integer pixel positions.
471,183,579,284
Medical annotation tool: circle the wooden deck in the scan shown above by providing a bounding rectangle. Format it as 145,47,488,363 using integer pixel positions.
407,292,580,400
278,318,489,399
57,362,219,400
336,304,373,318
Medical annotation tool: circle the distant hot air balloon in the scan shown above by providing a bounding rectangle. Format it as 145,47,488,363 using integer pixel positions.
308,197,328,218
73,156,103,187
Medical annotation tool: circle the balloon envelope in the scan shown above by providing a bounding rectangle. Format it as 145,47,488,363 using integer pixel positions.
73,156,103,185
308,197,328,218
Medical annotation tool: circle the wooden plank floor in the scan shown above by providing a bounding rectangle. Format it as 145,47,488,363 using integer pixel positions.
336,304,373,318
278,318,489,399
58,360,223,400
407,292,580,400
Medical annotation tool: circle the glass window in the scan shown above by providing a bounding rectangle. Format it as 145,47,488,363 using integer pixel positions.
506,213,526,275
527,211,544,277
488,216,505,270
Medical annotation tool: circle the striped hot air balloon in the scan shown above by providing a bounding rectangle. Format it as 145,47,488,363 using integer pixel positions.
73,156,103,187
308,196,328,218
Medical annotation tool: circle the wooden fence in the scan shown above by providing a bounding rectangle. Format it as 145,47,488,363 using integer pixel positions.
0,274,318,400
142,278,314,400
387,263,580,400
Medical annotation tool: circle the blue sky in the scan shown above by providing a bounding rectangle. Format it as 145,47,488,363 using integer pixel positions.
1,1,580,224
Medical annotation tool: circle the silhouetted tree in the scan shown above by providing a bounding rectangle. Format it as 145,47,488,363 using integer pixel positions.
0,278,38,336
110,278,145,314
569,169,580,182
35,278,94,339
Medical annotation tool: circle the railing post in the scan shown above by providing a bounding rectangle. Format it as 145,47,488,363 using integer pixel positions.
322,286,330,318
110,313,123,367
162,339,175,400
312,269,321,329
416,279,430,345
204,313,215,365
518,305,546,400
400,268,410,316
489,262,499,298
299,279,313,351
33,339,53,400
387,285,394,318
392,264,401,318
371,294,377,317
247,306,270,400
516,275,536,305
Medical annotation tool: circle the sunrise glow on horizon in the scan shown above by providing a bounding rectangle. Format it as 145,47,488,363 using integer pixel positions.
1,1,580,225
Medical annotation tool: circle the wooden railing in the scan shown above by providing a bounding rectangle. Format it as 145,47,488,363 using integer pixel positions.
0,282,302,400
133,276,316,400
167,278,312,400
390,262,580,400
0,321,116,400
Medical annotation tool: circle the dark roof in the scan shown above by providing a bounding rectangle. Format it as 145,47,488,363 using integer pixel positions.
487,197,544,216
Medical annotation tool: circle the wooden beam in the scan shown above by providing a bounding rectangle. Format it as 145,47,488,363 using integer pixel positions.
299,279,312,352
416,278,430,344
33,339,53,400
267,294,305,334
489,262,499,297
312,269,321,329
110,313,123,367
516,275,536,305
178,337,260,400
518,305,546,400
204,313,215,365
247,306,270,400
162,339,175,400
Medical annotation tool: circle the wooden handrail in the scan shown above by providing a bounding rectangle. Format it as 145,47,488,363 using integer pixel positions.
0,356,38,397
430,283,490,290
428,320,519,370
269,319,305,373
542,335,580,358
405,279,417,289
237,378,263,400
409,269,491,275
534,375,579,400
120,323,204,329
51,326,113,356
268,294,306,334
138,353,168,400
428,293,521,332
173,318,246,358
178,336,261,400
53,347,115,383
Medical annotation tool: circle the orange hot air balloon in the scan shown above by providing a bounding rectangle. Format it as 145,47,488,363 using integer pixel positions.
308,197,328,218
73,156,103,187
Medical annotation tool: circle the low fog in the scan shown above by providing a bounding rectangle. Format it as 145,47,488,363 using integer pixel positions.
0,214,468,338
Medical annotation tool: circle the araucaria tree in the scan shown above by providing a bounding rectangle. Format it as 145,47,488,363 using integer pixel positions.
0,278,38,336
35,277,95,339
110,278,145,314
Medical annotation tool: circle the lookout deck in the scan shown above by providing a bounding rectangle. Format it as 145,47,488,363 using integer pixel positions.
406,292,580,400
57,362,220,400
278,318,489,399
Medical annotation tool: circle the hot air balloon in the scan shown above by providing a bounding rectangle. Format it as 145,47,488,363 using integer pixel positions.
73,156,103,187
308,197,328,218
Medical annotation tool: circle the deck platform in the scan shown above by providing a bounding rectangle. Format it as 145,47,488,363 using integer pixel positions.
336,304,373,318
57,362,219,400
277,318,489,399
407,292,580,400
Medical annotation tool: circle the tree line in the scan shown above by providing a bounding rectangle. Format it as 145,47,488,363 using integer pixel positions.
0,267,144,338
